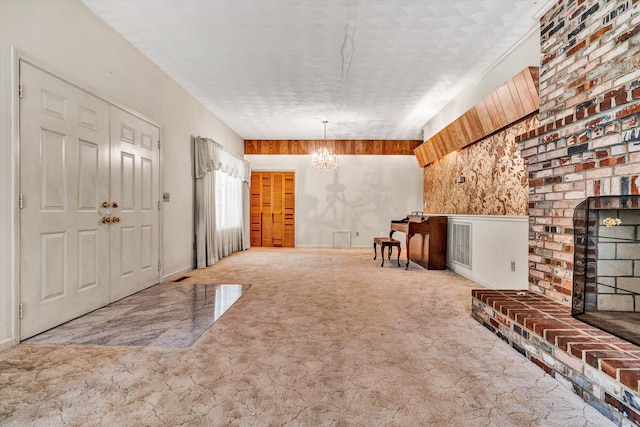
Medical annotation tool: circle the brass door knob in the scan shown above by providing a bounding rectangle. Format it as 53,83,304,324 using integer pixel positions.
112,202,119,208
102,217,111,224
102,202,110,208
112,216,121,223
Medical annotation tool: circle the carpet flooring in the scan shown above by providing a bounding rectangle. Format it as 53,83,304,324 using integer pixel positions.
0,248,613,426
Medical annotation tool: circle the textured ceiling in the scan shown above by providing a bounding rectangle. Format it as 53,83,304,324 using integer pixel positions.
81,0,544,140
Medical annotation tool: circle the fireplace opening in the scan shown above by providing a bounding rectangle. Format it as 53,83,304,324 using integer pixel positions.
572,196,640,345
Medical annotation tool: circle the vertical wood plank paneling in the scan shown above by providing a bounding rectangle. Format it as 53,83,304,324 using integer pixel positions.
507,79,526,119
414,66,540,167
513,72,536,113
250,171,295,247
245,139,421,155
491,91,510,126
483,94,502,130
497,82,519,124
474,100,494,135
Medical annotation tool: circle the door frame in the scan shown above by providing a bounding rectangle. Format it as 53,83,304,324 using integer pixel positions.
11,50,164,344
250,168,298,248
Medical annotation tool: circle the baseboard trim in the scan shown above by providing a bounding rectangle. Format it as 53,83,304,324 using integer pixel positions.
448,263,528,291
163,266,194,282
0,337,15,353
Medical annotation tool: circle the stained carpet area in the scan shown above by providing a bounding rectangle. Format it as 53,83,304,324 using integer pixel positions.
23,283,249,347
0,248,613,426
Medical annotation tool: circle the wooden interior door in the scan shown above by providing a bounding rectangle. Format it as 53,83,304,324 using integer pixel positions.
250,172,294,247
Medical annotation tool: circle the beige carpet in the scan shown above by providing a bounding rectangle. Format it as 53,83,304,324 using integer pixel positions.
0,248,612,426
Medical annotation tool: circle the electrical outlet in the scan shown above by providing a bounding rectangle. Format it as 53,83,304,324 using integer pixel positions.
163,192,170,202
510,261,516,272
356,231,359,237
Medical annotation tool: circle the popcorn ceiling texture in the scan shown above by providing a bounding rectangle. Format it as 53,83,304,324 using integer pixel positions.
423,114,538,215
80,0,542,140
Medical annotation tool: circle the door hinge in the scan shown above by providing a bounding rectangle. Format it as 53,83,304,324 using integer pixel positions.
19,83,23,99
157,260,161,272
19,303,23,319
158,140,160,150
19,192,24,209
158,201,161,210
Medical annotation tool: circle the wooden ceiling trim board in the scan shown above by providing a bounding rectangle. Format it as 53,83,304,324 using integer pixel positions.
526,67,540,98
468,109,486,141
245,140,422,155
497,82,518,123
516,75,538,111
474,100,494,135
414,66,539,167
434,134,449,158
281,140,290,154
507,79,526,118
448,122,466,152
414,143,427,166
483,93,502,130
493,88,512,124
459,111,479,144
433,137,443,158
514,72,536,113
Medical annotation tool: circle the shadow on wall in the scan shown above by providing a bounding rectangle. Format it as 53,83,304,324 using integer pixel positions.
299,166,397,242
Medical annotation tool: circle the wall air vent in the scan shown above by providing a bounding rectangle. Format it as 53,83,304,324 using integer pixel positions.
451,222,472,269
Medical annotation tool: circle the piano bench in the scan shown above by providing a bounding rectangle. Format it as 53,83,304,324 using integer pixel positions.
373,237,401,267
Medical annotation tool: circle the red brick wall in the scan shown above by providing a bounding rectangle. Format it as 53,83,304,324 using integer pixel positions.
518,0,640,305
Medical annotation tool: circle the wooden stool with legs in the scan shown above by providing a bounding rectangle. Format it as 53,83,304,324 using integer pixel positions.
373,237,401,267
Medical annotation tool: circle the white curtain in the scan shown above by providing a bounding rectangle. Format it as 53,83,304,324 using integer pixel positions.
194,136,251,268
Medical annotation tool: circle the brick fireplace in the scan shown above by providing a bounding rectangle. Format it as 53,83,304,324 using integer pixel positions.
472,0,640,425
518,0,640,309
572,195,640,345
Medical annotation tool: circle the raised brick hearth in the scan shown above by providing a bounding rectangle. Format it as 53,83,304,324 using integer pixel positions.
472,289,640,425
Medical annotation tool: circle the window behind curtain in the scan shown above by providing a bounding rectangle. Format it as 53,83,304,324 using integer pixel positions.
215,169,244,230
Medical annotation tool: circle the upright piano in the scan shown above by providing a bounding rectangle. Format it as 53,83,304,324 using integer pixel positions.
390,212,447,270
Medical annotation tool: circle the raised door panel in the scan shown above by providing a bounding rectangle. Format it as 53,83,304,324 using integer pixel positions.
109,106,160,302
19,62,110,340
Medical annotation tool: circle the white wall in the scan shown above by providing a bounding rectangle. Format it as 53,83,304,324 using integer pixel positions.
420,25,540,292
421,27,540,140
246,155,423,248
447,216,529,290
0,0,243,349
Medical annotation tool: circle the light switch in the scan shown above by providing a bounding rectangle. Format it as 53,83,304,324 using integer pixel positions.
163,192,170,202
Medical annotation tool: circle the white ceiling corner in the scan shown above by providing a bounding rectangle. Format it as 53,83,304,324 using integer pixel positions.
81,0,542,140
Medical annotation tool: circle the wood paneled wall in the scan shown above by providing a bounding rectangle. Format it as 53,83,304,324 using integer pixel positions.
414,67,539,167
245,139,422,155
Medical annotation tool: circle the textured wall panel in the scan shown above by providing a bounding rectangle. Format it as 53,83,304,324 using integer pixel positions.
423,114,538,216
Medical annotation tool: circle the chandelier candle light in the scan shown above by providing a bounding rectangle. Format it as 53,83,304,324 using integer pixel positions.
311,120,338,171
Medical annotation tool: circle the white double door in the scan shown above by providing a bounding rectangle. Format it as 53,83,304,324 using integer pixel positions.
19,62,160,340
